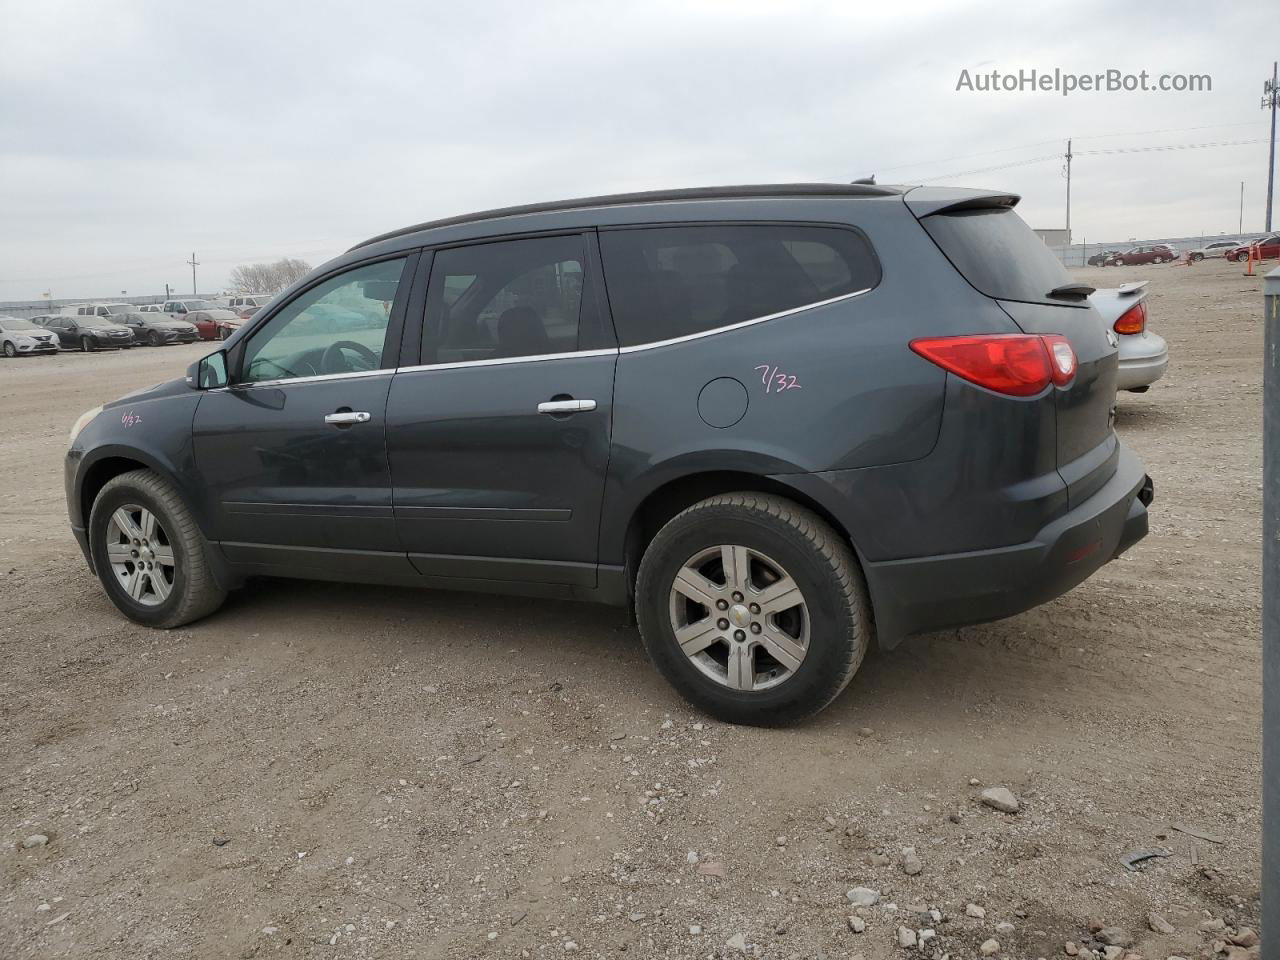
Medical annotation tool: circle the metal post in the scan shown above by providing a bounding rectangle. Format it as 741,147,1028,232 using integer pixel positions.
1265,266,1279,960
186,252,200,295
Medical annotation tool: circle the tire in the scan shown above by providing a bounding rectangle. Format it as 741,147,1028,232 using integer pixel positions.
218,326,229,341
80,336,94,352
1190,253,1204,262
2,341,15,358
88,469,227,629
149,331,162,346
635,493,872,726
1152,256,1164,264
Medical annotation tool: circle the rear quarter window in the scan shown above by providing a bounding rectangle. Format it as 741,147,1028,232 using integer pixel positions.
920,207,1074,306
599,224,879,347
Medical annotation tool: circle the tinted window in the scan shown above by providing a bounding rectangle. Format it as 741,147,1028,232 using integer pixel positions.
921,207,1074,305
423,235,587,363
242,258,406,383
599,224,879,347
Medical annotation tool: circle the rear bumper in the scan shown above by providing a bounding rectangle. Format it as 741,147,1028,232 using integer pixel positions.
862,443,1151,645
1116,331,1169,390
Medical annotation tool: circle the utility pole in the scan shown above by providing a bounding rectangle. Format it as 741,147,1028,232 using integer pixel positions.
186,252,200,295
1064,139,1073,243
1264,61,1278,233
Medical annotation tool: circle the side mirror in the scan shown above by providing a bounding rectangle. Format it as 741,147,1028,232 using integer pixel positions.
187,350,228,390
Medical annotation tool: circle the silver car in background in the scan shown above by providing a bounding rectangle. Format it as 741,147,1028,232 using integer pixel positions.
1089,281,1168,393
1187,239,1242,262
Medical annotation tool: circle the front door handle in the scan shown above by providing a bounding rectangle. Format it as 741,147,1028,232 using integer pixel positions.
324,411,371,425
537,399,597,415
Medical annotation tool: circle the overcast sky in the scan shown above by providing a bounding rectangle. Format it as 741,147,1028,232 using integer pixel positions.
1,0,1276,301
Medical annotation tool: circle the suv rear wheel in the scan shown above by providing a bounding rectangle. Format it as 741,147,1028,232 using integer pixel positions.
635,493,871,725
89,469,227,628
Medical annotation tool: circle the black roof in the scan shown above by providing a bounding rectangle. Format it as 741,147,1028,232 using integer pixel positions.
349,182,903,251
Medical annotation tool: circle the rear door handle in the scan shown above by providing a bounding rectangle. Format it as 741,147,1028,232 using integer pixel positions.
537,399,597,415
324,411,371,425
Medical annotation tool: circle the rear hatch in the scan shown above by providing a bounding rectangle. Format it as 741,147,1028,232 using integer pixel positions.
906,190,1118,506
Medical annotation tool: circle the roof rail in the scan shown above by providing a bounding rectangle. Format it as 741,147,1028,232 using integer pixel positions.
349,182,903,251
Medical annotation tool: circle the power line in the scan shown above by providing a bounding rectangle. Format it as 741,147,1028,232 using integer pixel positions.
875,119,1264,175
1077,138,1263,156
918,138,1263,183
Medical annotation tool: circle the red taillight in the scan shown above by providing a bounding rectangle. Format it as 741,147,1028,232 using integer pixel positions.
909,334,1076,397
1113,300,1146,335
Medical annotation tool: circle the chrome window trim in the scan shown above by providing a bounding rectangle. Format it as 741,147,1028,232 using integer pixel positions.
203,287,870,387
210,368,394,392
617,286,872,354
396,348,617,375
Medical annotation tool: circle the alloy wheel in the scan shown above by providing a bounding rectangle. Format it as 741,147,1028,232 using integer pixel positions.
104,504,176,607
668,544,810,692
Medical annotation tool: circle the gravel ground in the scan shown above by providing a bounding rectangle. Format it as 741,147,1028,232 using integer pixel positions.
0,257,1267,959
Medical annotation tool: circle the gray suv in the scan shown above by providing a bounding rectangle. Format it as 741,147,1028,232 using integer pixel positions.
65,184,1151,724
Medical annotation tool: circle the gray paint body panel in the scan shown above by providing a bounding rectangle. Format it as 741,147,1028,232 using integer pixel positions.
66,185,1150,645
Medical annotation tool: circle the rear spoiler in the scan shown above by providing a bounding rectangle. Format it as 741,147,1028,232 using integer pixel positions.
1115,281,1149,296
902,187,1021,218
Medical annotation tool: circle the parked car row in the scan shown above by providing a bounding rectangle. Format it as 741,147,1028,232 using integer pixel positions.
1087,237,1280,266
2,305,251,358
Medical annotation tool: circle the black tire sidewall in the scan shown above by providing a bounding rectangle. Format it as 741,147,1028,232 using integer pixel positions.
89,481,192,628
3,342,15,357
637,507,860,724
81,337,93,352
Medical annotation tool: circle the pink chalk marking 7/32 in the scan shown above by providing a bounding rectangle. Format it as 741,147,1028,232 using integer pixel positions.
754,364,802,395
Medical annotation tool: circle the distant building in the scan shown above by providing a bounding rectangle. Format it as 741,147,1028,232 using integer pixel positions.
1034,228,1071,247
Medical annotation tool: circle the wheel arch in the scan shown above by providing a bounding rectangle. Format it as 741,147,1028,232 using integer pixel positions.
76,445,236,590
615,469,880,638
76,445,197,534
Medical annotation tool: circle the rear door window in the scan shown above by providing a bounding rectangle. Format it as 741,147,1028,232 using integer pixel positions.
599,224,879,347
920,207,1075,306
422,234,597,363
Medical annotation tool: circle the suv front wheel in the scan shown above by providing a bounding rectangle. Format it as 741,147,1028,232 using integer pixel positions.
88,469,227,628
636,493,871,726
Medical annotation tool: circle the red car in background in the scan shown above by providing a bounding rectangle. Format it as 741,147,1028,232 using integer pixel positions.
1105,244,1178,265
184,309,241,341
1225,235,1280,262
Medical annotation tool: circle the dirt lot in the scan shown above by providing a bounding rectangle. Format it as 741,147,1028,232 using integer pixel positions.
0,258,1268,960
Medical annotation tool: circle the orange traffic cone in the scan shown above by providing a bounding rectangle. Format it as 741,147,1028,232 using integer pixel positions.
1245,244,1256,276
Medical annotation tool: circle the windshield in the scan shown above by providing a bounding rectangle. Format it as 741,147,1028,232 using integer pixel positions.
100,303,131,314
0,317,39,331
81,318,123,329
921,207,1074,306
183,300,215,310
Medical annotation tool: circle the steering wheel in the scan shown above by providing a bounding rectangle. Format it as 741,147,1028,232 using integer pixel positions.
320,340,378,374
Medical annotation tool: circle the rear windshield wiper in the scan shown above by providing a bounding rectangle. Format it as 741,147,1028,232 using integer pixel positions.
1046,282,1096,301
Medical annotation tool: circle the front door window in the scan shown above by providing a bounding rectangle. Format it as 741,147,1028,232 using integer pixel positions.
240,258,407,384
